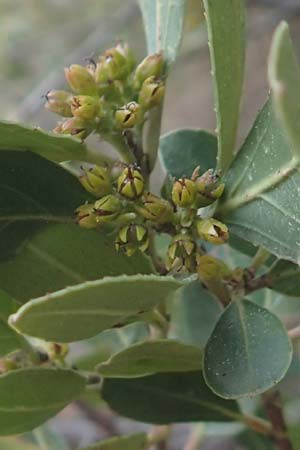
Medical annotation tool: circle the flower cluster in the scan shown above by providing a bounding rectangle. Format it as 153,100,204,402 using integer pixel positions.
45,43,165,141
75,163,228,273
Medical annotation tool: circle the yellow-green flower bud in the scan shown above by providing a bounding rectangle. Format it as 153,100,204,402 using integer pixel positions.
94,195,122,224
196,218,229,245
172,178,197,208
117,166,144,199
115,102,142,129
65,64,97,96
54,117,92,140
115,224,149,256
71,95,100,121
44,90,72,117
195,169,225,207
79,165,111,197
138,76,165,109
133,53,164,89
136,192,173,224
102,43,135,80
75,203,98,229
197,254,231,304
166,234,196,272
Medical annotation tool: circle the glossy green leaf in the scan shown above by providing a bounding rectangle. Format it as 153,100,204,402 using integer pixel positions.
0,224,152,304
268,22,300,157
138,0,186,65
203,0,245,173
0,292,21,357
217,98,300,263
0,121,109,165
0,368,85,435
97,339,202,377
102,371,240,424
204,299,292,399
169,281,222,347
269,260,300,297
79,433,147,450
10,275,182,342
159,129,217,178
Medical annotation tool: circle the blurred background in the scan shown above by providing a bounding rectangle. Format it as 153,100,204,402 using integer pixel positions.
1,1,300,449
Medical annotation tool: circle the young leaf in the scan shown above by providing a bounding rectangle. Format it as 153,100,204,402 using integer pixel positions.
0,121,109,165
159,129,217,178
102,371,240,424
204,299,292,399
169,281,222,347
0,224,152,304
269,260,300,297
97,339,202,377
203,0,245,173
268,21,300,157
10,275,182,342
217,98,300,263
138,0,186,65
0,368,85,436
78,433,147,450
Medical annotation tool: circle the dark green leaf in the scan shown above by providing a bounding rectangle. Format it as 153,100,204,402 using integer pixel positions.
97,339,202,377
102,371,240,424
0,224,152,304
204,299,292,399
10,275,182,342
269,260,300,297
169,281,222,347
138,0,185,65
0,368,85,435
203,0,245,172
159,129,217,178
0,121,109,165
217,98,300,263
79,433,147,450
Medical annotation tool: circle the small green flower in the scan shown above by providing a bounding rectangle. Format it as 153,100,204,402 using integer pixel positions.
166,233,196,272
136,192,173,224
44,90,72,117
115,224,149,256
133,53,164,89
138,76,165,110
195,169,225,207
64,64,97,96
75,203,98,229
94,195,122,224
54,117,93,140
79,165,111,197
172,178,197,208
71,95,100,121
117,166,145,199
115,102,142,129
196,218,229,245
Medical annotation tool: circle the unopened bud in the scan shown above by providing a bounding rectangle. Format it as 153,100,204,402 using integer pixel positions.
134,53,164,89
196,218,229,245
117,166,144,199
197,254,231,303
44,90,72,117
138,76,165,109
94,195,122,224
115,224,149,256
172,178,197,208
65,64,97,96
75,203,98,229
195,169,225,207
71,95,100,120
54,117,92,140
79,165,111,197
166,234,196,272
136,192,173,224
115,102,142,129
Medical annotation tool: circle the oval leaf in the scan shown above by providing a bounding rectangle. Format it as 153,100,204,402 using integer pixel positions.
269,260,300,297
97,339,202,377
204,299,292,399
102,371,240,424
0,121,109,165
203,0,245,172
0,224,152,304
159,129,217,178
79,433,147,450
0,368,85,435
10,275,182,342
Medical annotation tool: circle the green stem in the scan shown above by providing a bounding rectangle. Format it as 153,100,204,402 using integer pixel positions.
104,133,135,164
251,247,271,272
143,105,163,173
